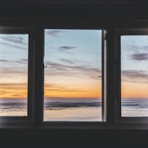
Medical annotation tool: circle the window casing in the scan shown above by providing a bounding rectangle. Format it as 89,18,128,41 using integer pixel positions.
116,28,148,123
0,21,148,128
0,27,34,125
43,29,106,122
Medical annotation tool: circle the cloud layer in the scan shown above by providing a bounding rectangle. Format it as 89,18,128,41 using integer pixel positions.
59,46,76,52
130,53,148,61
45,61,101,80
122,70,148,83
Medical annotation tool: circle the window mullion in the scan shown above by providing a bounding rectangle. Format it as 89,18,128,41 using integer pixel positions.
32,28,44,127
102,30,107,121
106,28,117,123
28,32,34,120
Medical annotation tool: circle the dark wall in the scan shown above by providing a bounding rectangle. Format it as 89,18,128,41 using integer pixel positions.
1,128,148,147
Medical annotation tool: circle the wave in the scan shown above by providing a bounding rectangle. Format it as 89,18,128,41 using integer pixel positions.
44,101,102,110
0,101,27,112
122,99,148,108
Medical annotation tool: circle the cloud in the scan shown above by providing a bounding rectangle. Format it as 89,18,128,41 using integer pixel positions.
45,30,62,37
19,59,28,64
0,35,27,50
45,61,101,79
130,53,148,61
0,83,27,87
0,90,7,95
128,45,148,52
0,59,9,63
0,67,27,76
46,61,100,72
122,70,148,83
0,41,27,50
142,46,148,50
59,46,76,52
0,58,28,65
45,83,85,93
0,36,26,44
60,59,74,64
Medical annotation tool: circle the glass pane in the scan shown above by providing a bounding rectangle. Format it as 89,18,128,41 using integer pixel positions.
121,35,148,117
44,29,102,121
0,34,28,116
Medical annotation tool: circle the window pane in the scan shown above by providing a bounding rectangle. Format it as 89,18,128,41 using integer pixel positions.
0,34,28,116
44,29,102,121
121,35,148,117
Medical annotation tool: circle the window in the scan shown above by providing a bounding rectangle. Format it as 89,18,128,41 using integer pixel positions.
0,34,28,117
1,21,148,129
0,27,33,124
116,28,148,122
43,29,106,122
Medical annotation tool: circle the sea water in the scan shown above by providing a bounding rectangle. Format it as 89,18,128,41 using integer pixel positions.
0,98,148,121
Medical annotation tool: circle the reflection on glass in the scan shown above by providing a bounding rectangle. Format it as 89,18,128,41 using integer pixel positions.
0,34,28,116
121,35,148,117
44,29,102,121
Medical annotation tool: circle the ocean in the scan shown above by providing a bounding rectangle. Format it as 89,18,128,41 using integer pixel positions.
0,98,148,121
122,99,148,117
44,98,102,121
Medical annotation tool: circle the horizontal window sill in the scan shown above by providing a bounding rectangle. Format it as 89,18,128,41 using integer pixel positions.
0,121,148,129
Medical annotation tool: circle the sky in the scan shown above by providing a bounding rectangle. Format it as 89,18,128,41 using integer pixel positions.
0,30,148,100
0,34,28,99
0,30,102,100
44,29,102,99
121,35,148,99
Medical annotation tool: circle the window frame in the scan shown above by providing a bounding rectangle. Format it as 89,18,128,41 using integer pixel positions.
0,19,148,129
0,26,35,126
116,28,148,123
42,28,107,126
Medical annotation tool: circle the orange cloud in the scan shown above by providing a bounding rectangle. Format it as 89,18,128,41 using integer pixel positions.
0,83,27,99
44,78,101,99
122,81,148,99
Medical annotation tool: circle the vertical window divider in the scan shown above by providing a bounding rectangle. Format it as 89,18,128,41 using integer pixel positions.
28,31,34,121
32,27,44,127
102,30,106,122
116,30,121,121
106,28,116,123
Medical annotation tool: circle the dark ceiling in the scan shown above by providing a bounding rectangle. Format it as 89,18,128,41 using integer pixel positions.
0,0,147,18
1,0,148,5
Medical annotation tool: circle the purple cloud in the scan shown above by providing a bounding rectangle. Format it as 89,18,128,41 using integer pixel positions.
0,59,28,64
128,45,148,51
122,70,148,83
59,46,76,52
0,36,25,44
130,53,148,61
45,61,101,80
60,59,74,64
142,46,148,50
0,35,28,50
45,30,62,37
0,59,9,62
0,41,27,50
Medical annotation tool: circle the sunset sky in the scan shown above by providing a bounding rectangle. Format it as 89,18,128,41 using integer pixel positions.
0,30,102,100
121,35,148,99
1,30,147,100
0,34,28,99
44,29,102,99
